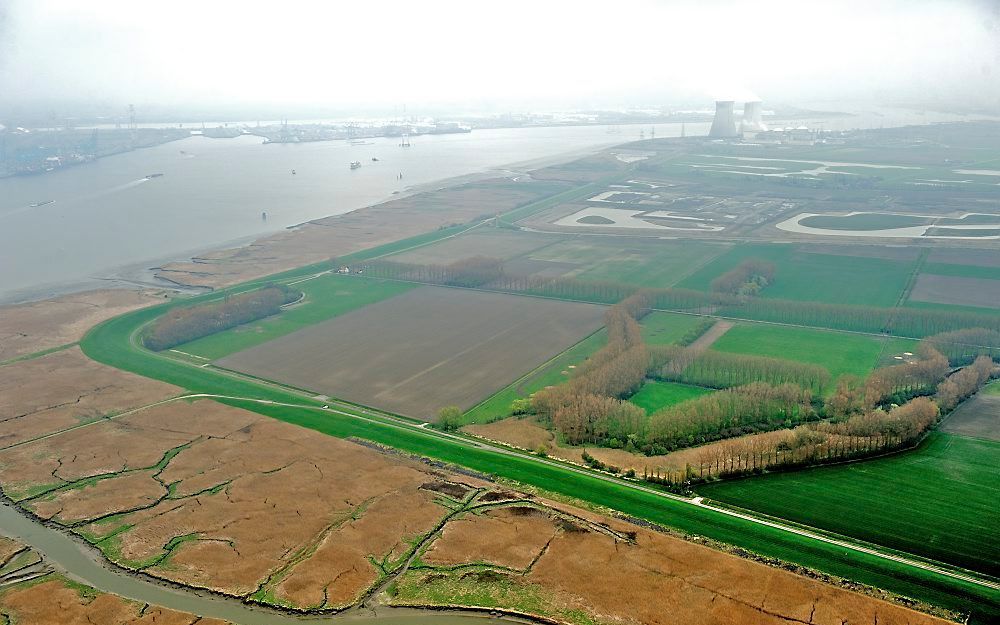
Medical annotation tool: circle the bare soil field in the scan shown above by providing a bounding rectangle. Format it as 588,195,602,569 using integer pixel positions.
386,229,559,265
929,247,1000,268
909,274,1000,309
0,575,228,625
0,347,180,450
0,289,162,361
156,179,570,289
941,394,1000,441
217,287,606,419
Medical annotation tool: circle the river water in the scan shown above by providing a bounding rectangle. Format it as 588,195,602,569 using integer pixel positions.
0,123,709,304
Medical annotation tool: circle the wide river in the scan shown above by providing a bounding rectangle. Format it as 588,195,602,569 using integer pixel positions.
0,123,712,304
0,108,986,304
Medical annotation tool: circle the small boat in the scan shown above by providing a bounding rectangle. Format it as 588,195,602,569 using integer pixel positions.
145,173,164,179
29,200,54,208
291,169,296,175
371,157,379,162
350,161,361,170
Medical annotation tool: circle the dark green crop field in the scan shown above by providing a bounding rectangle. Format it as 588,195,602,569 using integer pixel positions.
698,432,1000,577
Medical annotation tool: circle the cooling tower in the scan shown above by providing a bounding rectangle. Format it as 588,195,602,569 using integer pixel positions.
709,101,738,138
741,101,767,132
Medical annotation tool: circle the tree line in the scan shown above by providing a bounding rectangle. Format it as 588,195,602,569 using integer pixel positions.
357,257,1000,337
143,284,301,351
924,328,1000,366
531,292,652,446
649,351,995,486
655,348,831,396
710,258,776,296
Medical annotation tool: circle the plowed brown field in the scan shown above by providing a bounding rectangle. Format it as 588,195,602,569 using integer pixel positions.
218,288,606,419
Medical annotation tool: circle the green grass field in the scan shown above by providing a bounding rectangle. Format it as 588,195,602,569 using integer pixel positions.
709,323,915,382
698,433,1000,577
640,311,710,345
628,381,713,413
677,243,915,307
177,276,414,360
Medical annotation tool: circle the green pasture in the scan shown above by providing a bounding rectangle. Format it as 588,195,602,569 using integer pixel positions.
628,381,713,414
677,243,915,307
640,311,710,345
698,433,1000,577
709,323,914,382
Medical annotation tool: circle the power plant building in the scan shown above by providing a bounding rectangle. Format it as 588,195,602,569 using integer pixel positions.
741,101,767,133
709,101,738,138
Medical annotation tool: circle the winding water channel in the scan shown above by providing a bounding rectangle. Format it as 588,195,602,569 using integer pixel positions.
0,503,522,624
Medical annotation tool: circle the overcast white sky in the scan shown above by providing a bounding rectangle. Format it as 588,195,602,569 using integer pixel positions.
1,0,998,114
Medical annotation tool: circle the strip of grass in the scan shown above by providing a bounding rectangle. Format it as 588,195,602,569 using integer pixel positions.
920,263,1000,281
709,323,914,381
628,381,713,414
697,433,1000,578
640,311,711,345
179,277,414,360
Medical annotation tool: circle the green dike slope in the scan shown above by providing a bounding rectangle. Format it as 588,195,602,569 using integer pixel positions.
82,294,1000,621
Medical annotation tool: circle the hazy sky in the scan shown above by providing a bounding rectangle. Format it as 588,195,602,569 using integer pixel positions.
1,0,998,114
